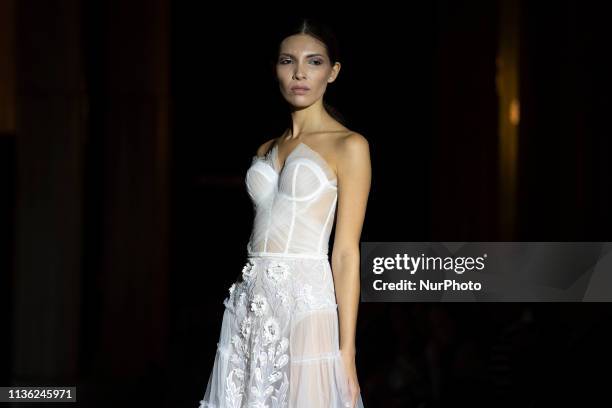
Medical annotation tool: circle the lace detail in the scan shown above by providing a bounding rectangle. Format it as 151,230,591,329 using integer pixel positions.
223,289,290,407
199,257,363,407
241,315,253,339
223,283,248,314
242,260,256,281
250,294,268,317
266,261,289,282
249,316,290,407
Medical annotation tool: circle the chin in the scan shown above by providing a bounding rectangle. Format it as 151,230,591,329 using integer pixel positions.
284,96,311,107
288,101,313,110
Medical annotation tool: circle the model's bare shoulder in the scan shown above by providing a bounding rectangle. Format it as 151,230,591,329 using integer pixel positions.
256,138,278,158
336,131,370,161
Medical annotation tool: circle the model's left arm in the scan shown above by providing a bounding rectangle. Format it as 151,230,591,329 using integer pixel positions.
331,132,371,406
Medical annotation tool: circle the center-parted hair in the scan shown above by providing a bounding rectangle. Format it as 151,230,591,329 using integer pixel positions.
270,17,348,127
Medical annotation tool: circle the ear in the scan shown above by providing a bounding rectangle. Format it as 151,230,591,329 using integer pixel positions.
328,62,341,83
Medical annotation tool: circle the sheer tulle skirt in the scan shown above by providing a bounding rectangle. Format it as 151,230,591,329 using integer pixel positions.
198,254,365,408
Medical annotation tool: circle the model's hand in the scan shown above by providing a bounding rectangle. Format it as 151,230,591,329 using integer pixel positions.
340,348,360,408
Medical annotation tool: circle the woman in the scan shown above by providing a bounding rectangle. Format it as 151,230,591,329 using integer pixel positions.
199,17,370,408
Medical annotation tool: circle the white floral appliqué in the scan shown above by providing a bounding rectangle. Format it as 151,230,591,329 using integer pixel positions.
262,316,281,344
242,260,256,281
223,294,290,407
266,261,289,282
250,294,268,317
240,315,252,339
249,330,290,407
223,282,239,311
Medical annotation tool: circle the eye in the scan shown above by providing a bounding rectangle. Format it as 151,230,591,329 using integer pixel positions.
278,58,324,65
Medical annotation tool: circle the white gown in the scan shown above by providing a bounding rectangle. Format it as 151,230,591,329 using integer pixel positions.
198,142,365,407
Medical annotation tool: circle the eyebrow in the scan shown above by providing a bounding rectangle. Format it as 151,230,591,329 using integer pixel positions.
278,53,324,58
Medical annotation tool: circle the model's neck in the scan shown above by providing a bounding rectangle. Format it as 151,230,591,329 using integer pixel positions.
288,100,329,139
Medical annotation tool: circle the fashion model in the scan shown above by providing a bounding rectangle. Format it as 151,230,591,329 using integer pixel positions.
198,18,371,408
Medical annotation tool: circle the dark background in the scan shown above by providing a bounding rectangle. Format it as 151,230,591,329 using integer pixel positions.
2,1,611,407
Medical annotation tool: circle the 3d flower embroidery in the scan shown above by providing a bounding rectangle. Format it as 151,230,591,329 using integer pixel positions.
240,316,252,339
223,282,238,311
262,316,280,344
242,260,256,281
233,367,245,381
275,353,289,369
266,261,289,282
250,294,268,317
231,333,242,350
277,290,289,305
277,338,289,355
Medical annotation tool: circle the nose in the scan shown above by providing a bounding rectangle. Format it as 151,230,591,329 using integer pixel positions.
292,61,306,80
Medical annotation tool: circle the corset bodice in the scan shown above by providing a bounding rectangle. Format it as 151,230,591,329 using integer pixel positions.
245,142,338,258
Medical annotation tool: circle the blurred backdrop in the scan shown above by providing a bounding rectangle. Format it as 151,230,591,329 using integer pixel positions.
1,1,611,407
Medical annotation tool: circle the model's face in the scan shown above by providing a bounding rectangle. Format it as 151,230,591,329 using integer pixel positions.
276,34,340,109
